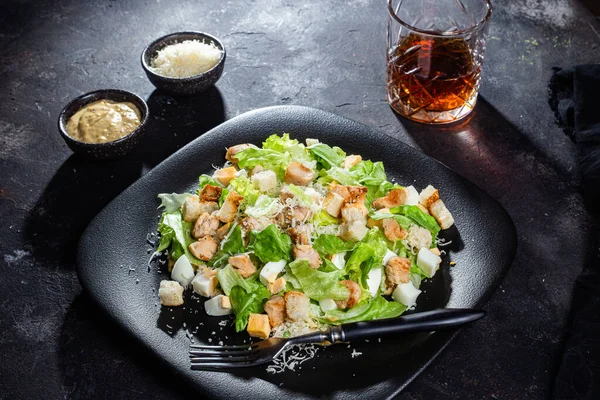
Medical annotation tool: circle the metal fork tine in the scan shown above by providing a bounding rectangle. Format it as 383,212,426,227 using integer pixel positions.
190,343,256,350
191,362,255,370
190,355,258,363
189,348,258,357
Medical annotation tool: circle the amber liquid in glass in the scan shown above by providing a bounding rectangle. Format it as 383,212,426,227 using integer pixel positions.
387,33,480,119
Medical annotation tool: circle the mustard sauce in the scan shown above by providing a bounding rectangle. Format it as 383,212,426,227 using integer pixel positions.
66,100,141,143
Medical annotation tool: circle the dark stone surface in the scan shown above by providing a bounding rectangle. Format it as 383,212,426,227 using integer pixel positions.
0,0,597,398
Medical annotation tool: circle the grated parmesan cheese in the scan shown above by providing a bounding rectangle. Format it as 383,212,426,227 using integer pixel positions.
150,40,222,78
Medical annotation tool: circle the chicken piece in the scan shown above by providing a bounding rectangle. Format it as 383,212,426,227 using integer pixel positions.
382,218,407,242
419,185,440,209
334,280,361,309
267,277,287,295
429,199,455,229
228,254,257,278
199,201,219,215
189,237,218,261
324,192,345,218
251,170,277,193
158,280,184,306
264,295,286,328
341,202,368,225
215,166,237,186
340,221,369,242
288,224,312,245
281,206,311,227
405,225,433,251
284,162,315,186
199,185,223,203
216,190,244,223
341,154,362,169
293,244,322,269
182,195,202,222
346,186,368,204
284,291,310,322
247,313,271,339
192,212,220,239
241,216,272,233
329,184,351,201
279,186,294,203
216,223,231,241
385,256,411,286
373,188,408,209
226,143,252,164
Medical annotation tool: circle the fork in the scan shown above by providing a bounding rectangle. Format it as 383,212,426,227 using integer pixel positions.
189,308,485,369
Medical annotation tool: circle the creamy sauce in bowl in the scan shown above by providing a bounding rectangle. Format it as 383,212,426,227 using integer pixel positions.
66,99,141,144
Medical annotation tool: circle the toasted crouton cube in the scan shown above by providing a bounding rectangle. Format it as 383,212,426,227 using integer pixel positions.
373,188,408,209
247,313,271,339
216,190,244,223
228,254,257,278
226,143,252,164
382,218,407,242
251,170,277,193
385,256,411,287
288,224,312,245
215,167,237,186
293,245,322,269
182,195,202,222
284,291,310,322
192,270,219,297
199,185,223,203
419,185,440,209
267,277,287,295
334,280,361,309
189,237,218,261
192,212,220,239
341,155,362,169
340,221,369,242
284,162,315,186
264,295,286,328
158,280,184,306
429,199,455,229
341,202,368,225
324,192,345,218
346,186,368,204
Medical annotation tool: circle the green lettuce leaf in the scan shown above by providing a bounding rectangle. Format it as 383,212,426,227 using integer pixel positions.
313,234,355,256
157,212,204,265
235,148,291,180
209,224,245,268
245,195,280,218
230,284,270,332
216,264,254,296
157,193,191,213
248,224,292,263
229,176,260,206
287,259,349,301
309,143,345,170
389,205,441,238
288,184,313,205
198,174,221,189
263,133,313,164
345,228,388,288
313,210,340,226
319,296,406,325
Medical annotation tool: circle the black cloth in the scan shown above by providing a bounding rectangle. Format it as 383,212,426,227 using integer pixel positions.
549,65,600,399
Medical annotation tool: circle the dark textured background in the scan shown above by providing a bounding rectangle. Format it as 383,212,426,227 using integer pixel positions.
0,0,598,399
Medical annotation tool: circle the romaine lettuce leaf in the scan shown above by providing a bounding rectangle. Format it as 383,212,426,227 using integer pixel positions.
287,259,349,301
157,193,191,213
230,284,270,332
313,210,339,226
157,212,204,265
319,295,406,324
245,195,280,218
216,264,254,296
389,205,441,238
248,224,292,263
235,148,291,180
309,143,345,170
345,228,388,288
313,234,355,256
209,224,245,268
199,174,221,189
263,133,314,164
229,176,260,206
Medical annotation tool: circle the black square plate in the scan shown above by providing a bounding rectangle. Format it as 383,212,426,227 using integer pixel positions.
77,106,516,399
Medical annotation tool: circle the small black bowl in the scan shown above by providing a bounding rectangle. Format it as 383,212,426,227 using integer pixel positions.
141,31,226,95
58,89,149,160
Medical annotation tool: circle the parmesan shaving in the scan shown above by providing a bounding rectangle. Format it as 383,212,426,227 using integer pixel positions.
150,40,222,78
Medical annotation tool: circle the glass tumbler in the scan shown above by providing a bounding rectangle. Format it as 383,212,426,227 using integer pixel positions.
386,0,492,124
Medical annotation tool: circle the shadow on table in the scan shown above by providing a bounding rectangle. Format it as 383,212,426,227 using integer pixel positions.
23,87,225,268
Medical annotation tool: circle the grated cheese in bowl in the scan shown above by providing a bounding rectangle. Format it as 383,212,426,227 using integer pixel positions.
150,40,223,78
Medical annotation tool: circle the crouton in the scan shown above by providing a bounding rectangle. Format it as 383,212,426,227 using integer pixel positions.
341,202,368,225
228,254,257,278
293,245,323,269
341,155,362,169
288,224,312,245
199,185,223,203
429,199,455,230
241,216,272,233
385,256,411,287
251,170,277,193
216,190,244,223
192,212,220,239
284,291,310,322
158,280,184,306
182,195,202,222
284,162,315,186
216,223,231,241
382,218,407,242
247,313,271,339
267,277,287,295
419,185,440,209
189,237,218,261
264,295,286,328
373,188,408,209
226,143,252,164
215,167,237,186
346,186,368,204
340,221,369,242
192,270,219,297
324,192,345,218
405,225,432,251
334,280,361,309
